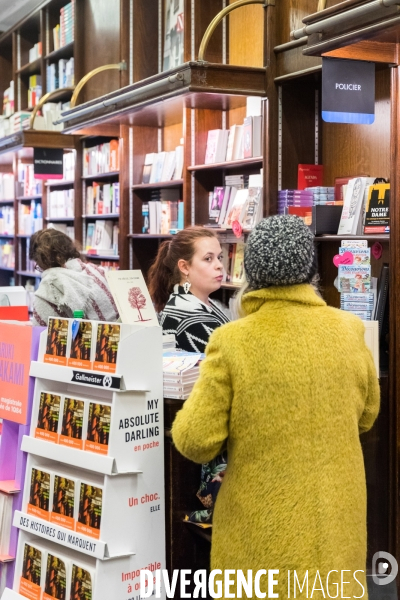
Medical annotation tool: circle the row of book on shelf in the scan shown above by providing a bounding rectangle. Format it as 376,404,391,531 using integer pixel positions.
85,221,119,255
142,189,183,235
0,101,68,137
48,190,74,219
85,182,120,215
0,240,14,268
46,57,75,93
204,97,263,164
19,202,43,235
83,141,119,177
53,0,75,50
207,172,263,230
142,146,184,184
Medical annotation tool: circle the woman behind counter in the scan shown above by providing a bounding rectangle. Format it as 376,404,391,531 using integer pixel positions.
148,226,230,353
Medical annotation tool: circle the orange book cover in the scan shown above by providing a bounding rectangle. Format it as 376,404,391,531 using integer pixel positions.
28,468,51,521
68,320,93,369
44,318,69,366
93,323,120,373
84,402,111,455
44,554,67,600
35,392,61,443
70,565,93,600
59,397,84,450
50,476,76,530
109,139,119,172
20,543,42,600
76,483,102,539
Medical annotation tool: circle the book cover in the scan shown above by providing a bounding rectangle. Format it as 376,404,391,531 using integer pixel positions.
20,543,42,600
298,164,324,190
225,188,249,227
209,187,225,221
163,0,184,71
85,223,95,249
204,130,220,165
59,397,85,450
142,153,155,184
232,243,246,284
35,392,61,443
70,564,93,600
28,468,51,520
44,318,69,366
339,246,370,265
142,202,150,234
93,220,113,252
68,320,93,369
93,323,120,372
225,125,236,162
106,270,158,325
85,402,111,455
50,475,76,530
338,265,371,293
242,187,262,229
337,177,375,235
44,553,67,600
243,117,253,159
364,183,390,233
77,483,103,539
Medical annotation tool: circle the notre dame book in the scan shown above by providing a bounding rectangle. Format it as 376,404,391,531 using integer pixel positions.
84,402,111,455
35,392,61,443
68,320,94,369
28,467,51,520
59,397,85,450
70,564,93,600
20,543,42,600
93,323,120,372
363,183,390,234
50,475,76,530
76,483,103,539
44,318,69,366
44,553,67,600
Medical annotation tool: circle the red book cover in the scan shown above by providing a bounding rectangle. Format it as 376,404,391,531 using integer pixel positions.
297,164,324,190
0,306,29,321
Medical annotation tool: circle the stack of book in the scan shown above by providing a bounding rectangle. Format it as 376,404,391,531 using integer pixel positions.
83,140,119,176
53,0,75,50
142,147,184,183
28,75,42,108
204,97,263,164
9,111,31,132
337,241,375,320
28,41,42,63
163,351,202,400
17,164,43,197
305,186,336,204
0,206,14,234
48,189,74,218
46,57,74,93
86,182,119,215
86,221,119,255
142,190,184,234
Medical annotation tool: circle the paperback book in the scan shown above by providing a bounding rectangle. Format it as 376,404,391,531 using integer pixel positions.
68,319,93,369
70,564,93,600
363,182,390,233
59,397,85,450
338,265,371,293
28,467,51,520
105,270,158,325
44,318,69,366
50,475,76,530
77,483,103,539
44,553,67,600
85,402,111,455
93,323,120,372
35,392,62,443
20,543,42,600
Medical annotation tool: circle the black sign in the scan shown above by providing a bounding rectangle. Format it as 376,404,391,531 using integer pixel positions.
33,148,64,179
71,370,121,390
322,57,375,124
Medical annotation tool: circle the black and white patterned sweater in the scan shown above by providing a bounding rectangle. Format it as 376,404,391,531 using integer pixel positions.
160,284,230,353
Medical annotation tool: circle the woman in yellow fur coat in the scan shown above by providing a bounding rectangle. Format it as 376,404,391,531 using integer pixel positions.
172,215,380,600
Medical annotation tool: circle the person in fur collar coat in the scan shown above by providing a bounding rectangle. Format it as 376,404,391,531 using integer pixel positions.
172,215,380,599
30,229,119,326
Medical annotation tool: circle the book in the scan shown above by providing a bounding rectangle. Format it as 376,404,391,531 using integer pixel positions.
93,323,120,372
209,187,225,221
85,402,111,455
232,126,244,160
232,243,246,283
225,125,237,162
59,397,85,450
93,220,113,252
44,318,69,366
20,543,42,599
44,553,67,600
36,392,62,443
142,202,150,233
163,0,184,71
68,319,93,369
363,183,390,233
142,153,155,184
338,265,371,293
241,187,263,229
204,129,229,164
174,145,184,179
77,483,103,538
28,467,51,520
51,475,76,530
218,187,232,226
225,188,249,227
337,177,375,235
106,270,158,325
243,117,253,159
339,246,370,265
375,263,389,336
70,564,93,600
297,164,324,190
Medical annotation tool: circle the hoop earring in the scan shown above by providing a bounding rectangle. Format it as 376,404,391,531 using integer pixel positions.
183,276,191,294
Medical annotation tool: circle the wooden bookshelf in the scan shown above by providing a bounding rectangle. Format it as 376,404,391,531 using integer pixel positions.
132,180,184,190
188,157,263,171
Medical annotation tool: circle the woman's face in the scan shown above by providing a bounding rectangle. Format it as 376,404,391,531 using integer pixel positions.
180,237,223,298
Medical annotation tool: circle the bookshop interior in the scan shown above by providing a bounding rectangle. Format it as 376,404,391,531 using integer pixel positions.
0,0,398,598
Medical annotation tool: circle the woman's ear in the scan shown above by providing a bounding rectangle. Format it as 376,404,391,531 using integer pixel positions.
177,259,189,277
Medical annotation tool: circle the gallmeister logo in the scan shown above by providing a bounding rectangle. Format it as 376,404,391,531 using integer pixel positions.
71,370,120,390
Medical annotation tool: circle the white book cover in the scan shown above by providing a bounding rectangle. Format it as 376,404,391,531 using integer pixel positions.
225,188,249,227
174,145,184,179
232,125,244,160
164,150,177,181
106,270,158,325
337,177,375,235
154,152,167,183
205,130,220,164
218,186,232,225
225,125,236,162
93,220,113,251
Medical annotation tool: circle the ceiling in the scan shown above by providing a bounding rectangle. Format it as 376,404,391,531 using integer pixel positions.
0,0,42,32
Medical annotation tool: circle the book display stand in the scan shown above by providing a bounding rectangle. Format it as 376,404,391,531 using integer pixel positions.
1,320,165,600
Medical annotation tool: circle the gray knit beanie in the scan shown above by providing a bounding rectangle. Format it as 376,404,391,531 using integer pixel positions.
244,215,316,289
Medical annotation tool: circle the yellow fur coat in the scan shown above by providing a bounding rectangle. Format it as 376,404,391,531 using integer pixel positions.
172,284,380,599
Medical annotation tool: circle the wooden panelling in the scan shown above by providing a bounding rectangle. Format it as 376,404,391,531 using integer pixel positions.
163,122,183,153
132,1,159,83
322,68,390,186
229,0,264,67
323,40,399,64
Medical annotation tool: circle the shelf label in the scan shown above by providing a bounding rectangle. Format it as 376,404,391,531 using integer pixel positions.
14,511,106,559
71,370,121,390
34,148,63,179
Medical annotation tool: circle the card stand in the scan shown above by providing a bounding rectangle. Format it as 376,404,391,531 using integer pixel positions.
2,322,166,600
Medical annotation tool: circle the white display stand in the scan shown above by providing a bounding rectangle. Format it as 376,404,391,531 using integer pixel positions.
2,322,166,600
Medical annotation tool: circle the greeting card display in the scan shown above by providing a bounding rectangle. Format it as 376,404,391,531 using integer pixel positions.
35,393,61,443
44,319,69,366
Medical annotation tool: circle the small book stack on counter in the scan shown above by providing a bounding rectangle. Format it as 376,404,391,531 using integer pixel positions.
163,351,203,400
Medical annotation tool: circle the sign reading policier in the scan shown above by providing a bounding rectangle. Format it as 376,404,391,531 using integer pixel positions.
322,57,375,124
